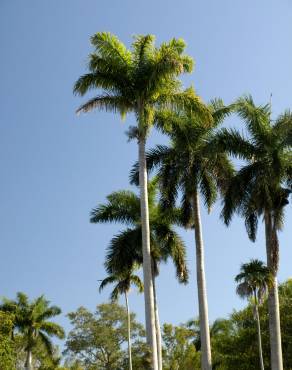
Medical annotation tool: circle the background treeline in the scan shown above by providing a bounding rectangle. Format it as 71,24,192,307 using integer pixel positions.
1,279,292,369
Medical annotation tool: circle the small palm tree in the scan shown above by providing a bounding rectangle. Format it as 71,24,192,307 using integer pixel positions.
130,99,234,370
74,32,210,369
235,259,274,370
0,292,65,370
91,179,188,370
219,95,292,370
99,270,143,370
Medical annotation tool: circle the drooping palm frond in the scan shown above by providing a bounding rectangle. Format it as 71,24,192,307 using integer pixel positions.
76,94,133,115
90,190,140,225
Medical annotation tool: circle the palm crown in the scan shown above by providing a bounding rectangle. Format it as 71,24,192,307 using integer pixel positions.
219,96,292,241
74,32,211,137
235,259,274,304
90,179,189,283
130,99,234,225
0,292,65,357
99,270,144,301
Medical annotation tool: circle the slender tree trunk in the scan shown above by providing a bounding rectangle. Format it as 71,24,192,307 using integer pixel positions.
125,292,133,370
152,273,163,370
264,212,283,370
254,303,265,370
25,349,32,370
138,135,158,370
193,191,212,370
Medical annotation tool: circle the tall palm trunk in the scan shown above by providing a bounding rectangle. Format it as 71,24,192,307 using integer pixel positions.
125,292,133,370
254,300,265,370
193,190,212,370
138,135,158,370
264,212,283,370
152,272,163,370
25,349,32,370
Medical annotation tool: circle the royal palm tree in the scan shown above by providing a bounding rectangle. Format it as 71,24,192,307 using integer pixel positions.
219,95,292,370
0,292,65,370
91,179,189,370
130,100,234,370
235,259,274,370
74,32,210,369
99,270,143,370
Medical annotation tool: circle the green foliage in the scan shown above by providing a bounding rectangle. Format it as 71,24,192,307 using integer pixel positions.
0,311,16,370
162,322,200,369
212,279,292,369
64,302,147,370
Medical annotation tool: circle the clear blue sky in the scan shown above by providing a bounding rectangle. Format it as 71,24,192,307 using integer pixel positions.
1,0,292,339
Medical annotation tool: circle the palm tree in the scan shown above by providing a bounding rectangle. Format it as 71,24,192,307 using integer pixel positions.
74,32,210,369
91,179,189,370
99,269,143,370
219,95,292,370
0,292,65,370
130,100,234,370
235,259,274,370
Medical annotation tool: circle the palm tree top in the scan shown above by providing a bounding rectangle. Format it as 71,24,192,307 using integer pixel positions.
91,179,189,284
235,259,273,303
0,292,65,356
218,95,292,241
99,270,143,301
74,32,212,136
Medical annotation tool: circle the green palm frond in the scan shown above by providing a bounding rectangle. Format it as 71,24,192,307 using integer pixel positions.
39,321,65,339
38,331,54,356
99,275,119,293
90,32,132,66
76,94,132,115
90,190,140,225
234,95,271,145
105,228,143,274
214,128,257,160
130,275,144,293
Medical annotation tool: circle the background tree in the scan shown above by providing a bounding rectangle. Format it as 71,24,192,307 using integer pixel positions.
162,322,201,369
235,259,273,370
91,179,189,370
99,269,144,370
0,292,64,370
74,32,207,368
0,311,16,370
219,96,292,370
131,99,234,370
64,302,146,370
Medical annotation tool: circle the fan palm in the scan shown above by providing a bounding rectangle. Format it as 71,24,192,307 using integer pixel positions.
0,292,65,370
99,269,143,370
130,100,234,370
235,259,274,370
218,95,292,370
74,32,211,369
91,179,189,370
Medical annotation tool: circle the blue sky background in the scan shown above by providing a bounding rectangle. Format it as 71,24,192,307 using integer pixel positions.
1,0,292,343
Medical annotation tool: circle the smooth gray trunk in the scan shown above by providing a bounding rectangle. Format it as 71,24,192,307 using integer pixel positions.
125,292,133,370
264,212,283,370
153,274,163,370
138,137,158,370
254,303,265,370
193,191,212,370
25,350,32,370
